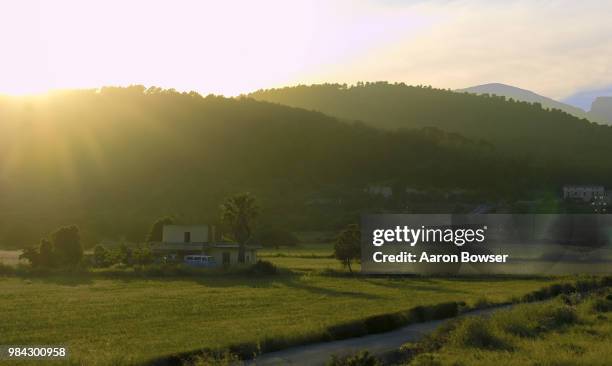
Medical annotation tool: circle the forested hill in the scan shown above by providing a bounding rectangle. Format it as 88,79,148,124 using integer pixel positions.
0,86,596,246
248,82,612,169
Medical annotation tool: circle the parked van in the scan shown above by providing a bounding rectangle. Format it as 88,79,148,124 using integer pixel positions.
184,255,217,268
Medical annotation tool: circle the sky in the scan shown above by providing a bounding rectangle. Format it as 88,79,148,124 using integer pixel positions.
1,0,611,101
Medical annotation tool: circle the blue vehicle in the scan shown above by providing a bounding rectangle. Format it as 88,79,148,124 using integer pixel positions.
184,255,217,268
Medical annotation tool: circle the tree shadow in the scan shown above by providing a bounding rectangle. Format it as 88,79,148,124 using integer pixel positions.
282,280,384,300
92,269,386,299
7,273,95,286
361,278,470,294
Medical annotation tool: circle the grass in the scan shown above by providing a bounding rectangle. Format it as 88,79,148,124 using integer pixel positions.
400,289,612,366
0,274,557,365
259,242,334,258
0,244,601,366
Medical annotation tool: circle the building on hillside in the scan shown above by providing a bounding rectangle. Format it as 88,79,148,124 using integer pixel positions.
562,185,606,202
150,225,260,266
366,184,393,198
562,185,610,213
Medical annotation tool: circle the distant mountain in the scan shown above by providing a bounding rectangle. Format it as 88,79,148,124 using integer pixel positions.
562,85,612,111
589,97,612,124
456,83,589,120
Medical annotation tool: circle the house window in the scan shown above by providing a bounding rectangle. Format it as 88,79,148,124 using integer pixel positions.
184,232,191,243
222,252,231,266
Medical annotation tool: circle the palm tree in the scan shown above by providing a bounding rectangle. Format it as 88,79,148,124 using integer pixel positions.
220,193,258,263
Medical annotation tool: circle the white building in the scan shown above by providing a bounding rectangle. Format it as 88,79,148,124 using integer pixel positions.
152,224,260,265
366,185,393,198
162,225,210,243
562,185,606,202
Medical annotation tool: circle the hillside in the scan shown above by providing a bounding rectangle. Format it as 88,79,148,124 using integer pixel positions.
589,97,612,124
457,83,589,121
0,86,543,248
249,82,612,171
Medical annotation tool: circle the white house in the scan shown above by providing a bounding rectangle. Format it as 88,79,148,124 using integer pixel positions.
162,225,210,244
151,224,260,266
366,184,393,198
563,185,606,202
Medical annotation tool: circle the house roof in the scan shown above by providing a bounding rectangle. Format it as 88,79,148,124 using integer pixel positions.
151,241,262,251
563,185,604,189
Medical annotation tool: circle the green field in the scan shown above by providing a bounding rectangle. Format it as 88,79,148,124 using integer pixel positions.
400,290,612,365
0,245,575,365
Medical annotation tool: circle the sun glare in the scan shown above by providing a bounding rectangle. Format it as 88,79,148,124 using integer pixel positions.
0,1,432,97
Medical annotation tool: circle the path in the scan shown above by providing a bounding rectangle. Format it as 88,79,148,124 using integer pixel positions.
247,305,510,365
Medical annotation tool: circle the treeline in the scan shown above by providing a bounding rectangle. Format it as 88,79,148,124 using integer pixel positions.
249,82,612,185
0,86,585,247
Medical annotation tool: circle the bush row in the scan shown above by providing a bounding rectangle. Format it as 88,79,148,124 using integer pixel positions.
392,277,612,366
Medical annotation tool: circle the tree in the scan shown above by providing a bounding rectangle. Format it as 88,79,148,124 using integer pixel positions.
220,193,258,263
51,225,82,267
146,217,174,242
334,224,361,273
19,247,40,268
38,238,54,267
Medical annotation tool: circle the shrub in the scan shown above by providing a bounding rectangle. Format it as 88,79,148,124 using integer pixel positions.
328,321,368,340
407,302,460,323
248,260,277,275
427,302,460,320
327,351,380,366
410,353,443,366
115,243,132,265
536,304,578,331
494,307,539,338
591,297,612,313
189,351,240,366
559,292,582,306
409,320,459,355
450,317,510,350
93,245,113,268
472,297,493,309
132,245,154,265
493,301,578,338
364,313,406,334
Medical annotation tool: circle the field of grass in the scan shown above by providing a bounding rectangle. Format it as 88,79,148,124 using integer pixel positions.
0,244,584,365
400,290,612,366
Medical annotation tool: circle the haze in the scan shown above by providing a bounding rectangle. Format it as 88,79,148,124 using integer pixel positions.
1,0,611,99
